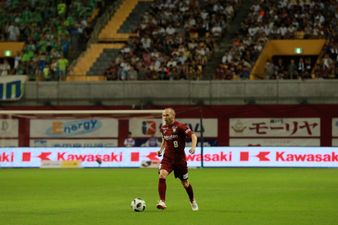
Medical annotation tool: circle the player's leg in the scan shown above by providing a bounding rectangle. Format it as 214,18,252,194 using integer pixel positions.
157,163,171,210
181,179,193,201
175,164,199,211
158,169,168,204
181,179,198,211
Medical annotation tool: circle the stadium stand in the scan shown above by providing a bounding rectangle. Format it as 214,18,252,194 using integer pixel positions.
68,43,124,80
0,0,336,81
314,39,338,79
78,0,241,80
217,0,337,80
98,0,143,42
0,0,106,81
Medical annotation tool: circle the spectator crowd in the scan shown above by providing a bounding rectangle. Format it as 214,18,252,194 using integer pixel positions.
1,0,336,81
217,0,337,80
104,0,240,81
0,0,101,80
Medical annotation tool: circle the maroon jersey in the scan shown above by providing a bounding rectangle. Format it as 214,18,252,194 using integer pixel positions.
160,121,193,162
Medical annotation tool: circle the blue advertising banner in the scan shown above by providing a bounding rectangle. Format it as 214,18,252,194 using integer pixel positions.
0,75,28,101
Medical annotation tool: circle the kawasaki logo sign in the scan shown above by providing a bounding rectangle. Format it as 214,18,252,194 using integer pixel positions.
0,75,27,101
1,147,338,168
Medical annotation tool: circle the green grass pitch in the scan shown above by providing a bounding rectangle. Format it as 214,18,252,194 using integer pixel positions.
1,168,338,225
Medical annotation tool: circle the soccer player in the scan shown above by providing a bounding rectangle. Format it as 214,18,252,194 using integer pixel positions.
156,107,199,211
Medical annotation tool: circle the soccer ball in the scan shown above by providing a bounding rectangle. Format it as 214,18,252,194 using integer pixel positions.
131,198,146,212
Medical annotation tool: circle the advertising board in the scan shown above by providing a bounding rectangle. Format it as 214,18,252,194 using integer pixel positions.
1,147,337,168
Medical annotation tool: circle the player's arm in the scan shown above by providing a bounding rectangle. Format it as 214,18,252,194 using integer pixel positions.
157,138,165,156
189,133,197,154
